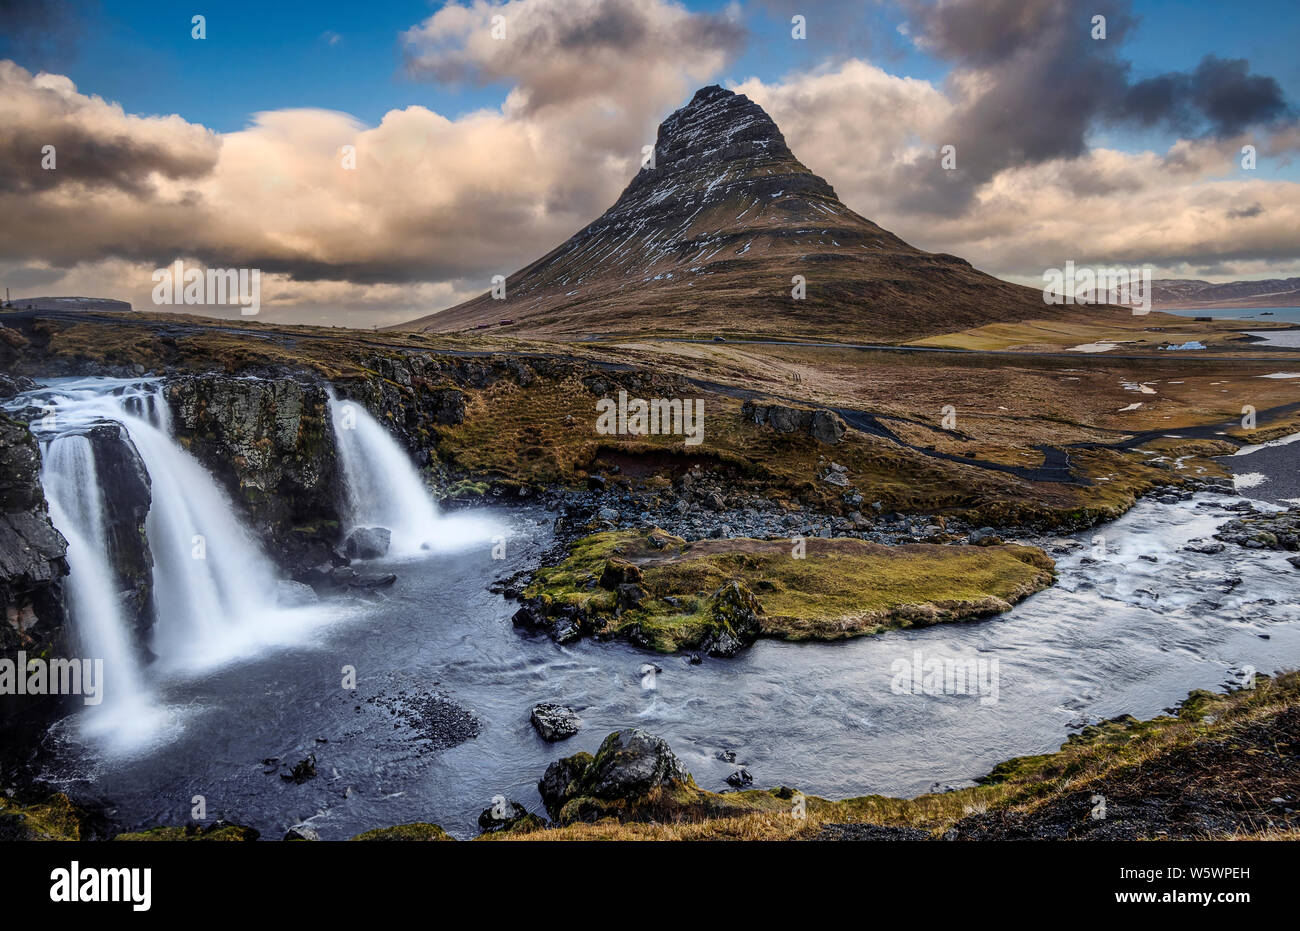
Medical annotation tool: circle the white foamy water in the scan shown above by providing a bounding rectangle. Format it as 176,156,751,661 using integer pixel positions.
328,390,500,557
40,435,168,747
8,378,364,753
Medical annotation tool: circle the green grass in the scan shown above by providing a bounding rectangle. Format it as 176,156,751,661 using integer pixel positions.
524,529,1056,651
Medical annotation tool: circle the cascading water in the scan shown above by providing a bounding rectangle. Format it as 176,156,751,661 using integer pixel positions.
8,377,358,751
40,434,150,732
122,408,288,669
328,391,497,557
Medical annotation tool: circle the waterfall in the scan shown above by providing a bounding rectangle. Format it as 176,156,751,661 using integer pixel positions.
40,435,150,726
13,379,345,690
328,392,443,556
327,391,500,557
116,408,285,668
3,376,492,752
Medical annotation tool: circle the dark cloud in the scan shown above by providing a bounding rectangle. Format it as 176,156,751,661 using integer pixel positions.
905,0,1107,66
892,0,1295,215
0,62,220,196
1115,56,1293,137
0,127,219,195
891,0,1138,213
1226,202,1264,220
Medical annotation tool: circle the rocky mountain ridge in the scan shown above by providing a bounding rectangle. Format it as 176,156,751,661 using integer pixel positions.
1151,277,1300,309
404,85,1100,342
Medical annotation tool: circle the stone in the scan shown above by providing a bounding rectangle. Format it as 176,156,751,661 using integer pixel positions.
599,557,643,589
538,752,595,820
0,413,68,715
742,400,845,445
699,581,762,657
821,469,850,487
344,526,391,560
477,798,531,833
280,755,317,784
164,375,345,576
581,728,689,801
530,703,581,741
726,768,754,788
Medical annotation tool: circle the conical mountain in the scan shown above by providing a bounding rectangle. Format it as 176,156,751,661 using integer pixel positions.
402,85,1071,342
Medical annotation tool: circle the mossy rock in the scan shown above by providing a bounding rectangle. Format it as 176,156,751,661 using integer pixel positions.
114,821,259,841
0,793,85,841
350,822,454,841
599,556,643,589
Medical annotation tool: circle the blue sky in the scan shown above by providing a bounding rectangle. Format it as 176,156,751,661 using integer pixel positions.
2,0,1297,324
18,0,1300,144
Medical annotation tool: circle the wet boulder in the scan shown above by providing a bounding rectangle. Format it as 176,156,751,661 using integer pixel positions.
538,728,691,824
344,526,391,560
726,768,754,788
164,375,345,575
0,373,36,401
584,728,689,799
699,581,762,658
531,702,581,742
0,414,67,690
477,798,544,835
538,752,595,821
78,422,154,648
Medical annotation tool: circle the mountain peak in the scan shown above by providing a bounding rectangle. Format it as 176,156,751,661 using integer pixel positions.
403,85,1063,342
593,84,840,247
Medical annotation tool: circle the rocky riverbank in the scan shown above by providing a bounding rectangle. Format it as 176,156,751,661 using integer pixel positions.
7,671,1293,841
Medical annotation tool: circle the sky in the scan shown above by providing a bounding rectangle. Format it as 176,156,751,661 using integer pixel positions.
1,0,1298,326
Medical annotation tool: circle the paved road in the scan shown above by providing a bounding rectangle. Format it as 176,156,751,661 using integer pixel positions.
610,334,1300,364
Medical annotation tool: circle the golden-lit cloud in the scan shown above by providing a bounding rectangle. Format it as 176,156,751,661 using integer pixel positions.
1,0,1297,326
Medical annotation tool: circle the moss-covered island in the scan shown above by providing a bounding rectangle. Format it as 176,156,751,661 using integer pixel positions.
514,529,1056,654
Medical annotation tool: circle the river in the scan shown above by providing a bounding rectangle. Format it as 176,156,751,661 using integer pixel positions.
10,378,1300,839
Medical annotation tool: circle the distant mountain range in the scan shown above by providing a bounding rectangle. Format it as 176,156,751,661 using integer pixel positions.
1151,278,1300,309
401,85,1111,342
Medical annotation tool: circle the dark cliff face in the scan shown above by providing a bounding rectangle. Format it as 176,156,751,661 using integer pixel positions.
405,84,1067,342
0,414,68,730
0,414,67,651
164,375,346,573
78,422,154,653
337,354,468,460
